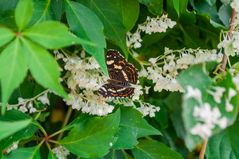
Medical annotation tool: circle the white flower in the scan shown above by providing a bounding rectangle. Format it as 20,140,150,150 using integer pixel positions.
231,0,239,14
52,146,70,159
126,31,142,49
217,117,228,129
5,141,19,154
132,85,143,100
149,57,158,65
27,102,37,114
208,87,225,103
144,86,151,94
185,86,202,102
137,103,160,117
225,99,233,112
228,88,236,100
191,123,212,139
37,93,50,105
18,105,28,113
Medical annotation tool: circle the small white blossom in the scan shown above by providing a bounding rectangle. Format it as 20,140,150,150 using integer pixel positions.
5,141,19,154
208,87,225,103
132,85,143,100
137,102,160,117
185,86,202,102
225,99,233,112
27,102,37,114
52,146,70,159
191,123,212,139
228,88,236,100
37,93,50,105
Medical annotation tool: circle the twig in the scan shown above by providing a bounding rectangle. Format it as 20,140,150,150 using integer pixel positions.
220,9,237,70
199,140,208,159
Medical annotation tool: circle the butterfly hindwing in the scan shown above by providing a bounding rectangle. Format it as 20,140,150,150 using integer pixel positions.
99,49,138,98
99,83,134,98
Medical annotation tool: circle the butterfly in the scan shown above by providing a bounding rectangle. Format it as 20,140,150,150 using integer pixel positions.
99,49,138,98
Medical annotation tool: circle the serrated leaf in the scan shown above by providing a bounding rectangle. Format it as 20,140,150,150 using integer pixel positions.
21,38,67,98
0,39,28,113
132,139,183,159
60,110,120,158
23,21,91,49
3,147,41,159
0,119,31,140
65,1,107,75
79,0,128,54
15,0,33,30
206,119,239,159
113,107,160,149
0,27,15,47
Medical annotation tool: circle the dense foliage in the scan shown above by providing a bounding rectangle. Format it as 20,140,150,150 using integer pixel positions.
0,0,238,159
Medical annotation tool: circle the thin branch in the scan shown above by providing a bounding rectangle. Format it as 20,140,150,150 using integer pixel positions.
199,140,208,159
220,9,237,70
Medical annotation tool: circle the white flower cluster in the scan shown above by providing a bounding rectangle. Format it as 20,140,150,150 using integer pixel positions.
231,0,239,15
126,14,176,49
61,53,115,116
185,85,236,139
52,146,70,159
139,48,222,92
191,103,228,139
66,91,114,116
137,102,160,117
7,92,49,114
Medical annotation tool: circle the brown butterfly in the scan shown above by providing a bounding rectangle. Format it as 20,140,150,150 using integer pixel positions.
98,49,138,97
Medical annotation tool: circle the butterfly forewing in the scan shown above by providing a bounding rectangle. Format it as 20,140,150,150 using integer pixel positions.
99,49,138,98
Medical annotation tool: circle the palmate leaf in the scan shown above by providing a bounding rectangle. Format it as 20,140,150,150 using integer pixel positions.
0,39,28,113
65,1,107,75
21,38,67,98
23,21,92,49
0,27,15,47
0,119,31,141
0,110,38,158
60,110,120,158
14,0,33,30
3,147,41,159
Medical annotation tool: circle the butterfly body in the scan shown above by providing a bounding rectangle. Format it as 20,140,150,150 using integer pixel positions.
99,50,138,98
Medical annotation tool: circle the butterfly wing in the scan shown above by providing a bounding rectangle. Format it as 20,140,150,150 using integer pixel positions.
106,49,138,84
99,83,134,97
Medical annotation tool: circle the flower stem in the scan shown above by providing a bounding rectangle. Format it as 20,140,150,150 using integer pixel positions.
199,140,208,159
57,107,73,141
221,9,236,70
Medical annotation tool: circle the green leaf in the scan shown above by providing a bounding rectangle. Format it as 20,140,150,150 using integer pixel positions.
60,109,120,158
21,38,67,98
206,119,239,159
122,0,139,31
0,39,28,113
3,147,41,159
206,0,216,6
218,4,231,28
0,27,15,47
23,21,90,49
79,0,128,54
177,65,239,150
48,150,57,159
14,0,33,30
132,139,183,159
113,107,160,149
65,1,107,75
138,0,163,15
173,0,180,16
0,110,37,157
0,119,31,140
